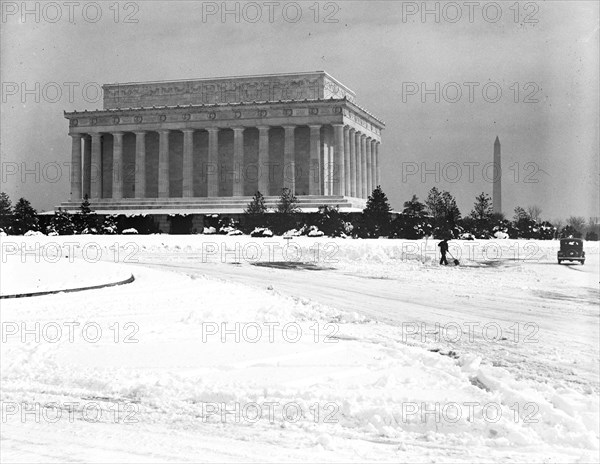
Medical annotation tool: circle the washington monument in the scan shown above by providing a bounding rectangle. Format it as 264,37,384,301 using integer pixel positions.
493,136,502,215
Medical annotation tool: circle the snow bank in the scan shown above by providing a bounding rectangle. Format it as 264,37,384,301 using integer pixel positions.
0,240,133,297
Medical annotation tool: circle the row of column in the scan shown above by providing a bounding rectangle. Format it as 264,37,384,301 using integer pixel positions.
326,125,381,199
69,125,381,200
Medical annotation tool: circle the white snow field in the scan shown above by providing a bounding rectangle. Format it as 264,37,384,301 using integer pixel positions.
1,247,133,297
1,236,598,463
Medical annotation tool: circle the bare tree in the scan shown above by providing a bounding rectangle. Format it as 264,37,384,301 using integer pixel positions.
552,218,564,239
587,217,600,237
566,216,586,232
526,205,542,222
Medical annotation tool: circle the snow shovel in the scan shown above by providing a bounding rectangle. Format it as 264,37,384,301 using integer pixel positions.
447,250,460,266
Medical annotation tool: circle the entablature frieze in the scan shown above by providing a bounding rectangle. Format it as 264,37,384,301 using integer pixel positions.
65,99,383,141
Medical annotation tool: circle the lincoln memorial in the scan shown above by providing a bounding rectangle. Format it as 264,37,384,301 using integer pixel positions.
61,71,385,215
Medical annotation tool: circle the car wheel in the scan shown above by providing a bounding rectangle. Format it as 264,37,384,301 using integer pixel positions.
582,260,585,265
558,260,562,264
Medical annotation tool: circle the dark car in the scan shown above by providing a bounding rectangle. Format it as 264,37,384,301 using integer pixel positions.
557,238,585,265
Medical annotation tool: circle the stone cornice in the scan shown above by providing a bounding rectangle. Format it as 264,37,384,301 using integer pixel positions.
64,98,385,135
344,99,386,128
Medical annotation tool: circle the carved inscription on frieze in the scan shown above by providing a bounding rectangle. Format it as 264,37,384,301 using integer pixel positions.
104,76,324,108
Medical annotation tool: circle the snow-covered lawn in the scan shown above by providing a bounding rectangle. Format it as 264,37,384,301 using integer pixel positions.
1,236,598,462
1,250,132,297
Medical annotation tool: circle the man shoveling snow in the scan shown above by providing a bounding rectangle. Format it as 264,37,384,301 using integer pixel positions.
438,238,449,265
438,238,459,266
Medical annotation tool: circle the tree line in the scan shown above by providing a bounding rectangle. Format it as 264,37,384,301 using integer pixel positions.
0,189,597,240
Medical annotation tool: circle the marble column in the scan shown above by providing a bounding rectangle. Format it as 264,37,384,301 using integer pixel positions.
90,134,102,199
344,126,352,196
371,140,377,189
328,144,334,195
112,132,124,200
375,141,381,187
348,129,356,197
354,131,361,198
360,134,368,198
70,134,82,201
232,127,245,196
207,128,219,197
158,129,170,198
257,126,270,195
322,131,330,195
134,131,146,198
308,125,321,195
182,129,194,197
332,123,345,196
283,125,295,193
83,135,91,198
366,137,372,196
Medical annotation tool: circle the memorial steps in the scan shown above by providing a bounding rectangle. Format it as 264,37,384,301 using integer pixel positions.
57,195,366,215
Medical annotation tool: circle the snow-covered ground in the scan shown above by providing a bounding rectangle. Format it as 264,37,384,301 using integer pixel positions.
1,236,598,462
1,247,133,297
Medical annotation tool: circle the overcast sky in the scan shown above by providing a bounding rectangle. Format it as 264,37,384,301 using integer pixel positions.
1,0,598,221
